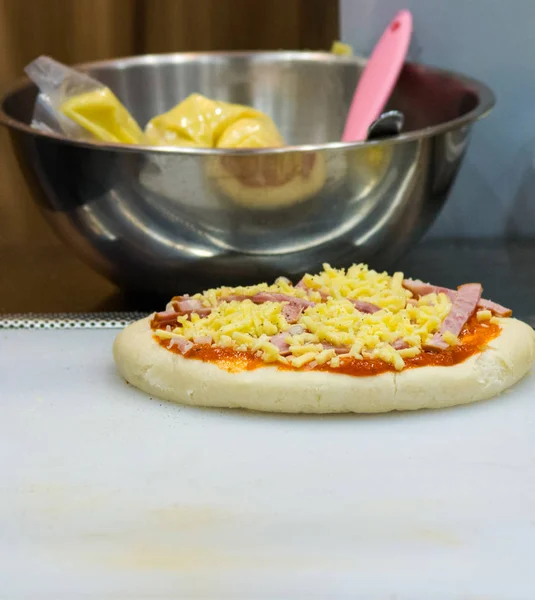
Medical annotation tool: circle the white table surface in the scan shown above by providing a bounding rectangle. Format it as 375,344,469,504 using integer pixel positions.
1,327,535,599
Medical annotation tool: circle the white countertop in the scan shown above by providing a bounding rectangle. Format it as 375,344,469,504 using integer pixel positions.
1,327,535,599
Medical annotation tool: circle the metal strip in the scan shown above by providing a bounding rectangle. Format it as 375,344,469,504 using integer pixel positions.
0,312,147,329
3,312,534,330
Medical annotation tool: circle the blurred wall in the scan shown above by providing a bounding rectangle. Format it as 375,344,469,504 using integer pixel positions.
0,0,339,249
341,0,535,239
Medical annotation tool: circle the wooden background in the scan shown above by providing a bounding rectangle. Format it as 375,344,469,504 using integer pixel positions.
0,0,339,249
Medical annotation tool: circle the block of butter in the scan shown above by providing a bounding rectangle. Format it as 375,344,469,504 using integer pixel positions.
144,93,284,148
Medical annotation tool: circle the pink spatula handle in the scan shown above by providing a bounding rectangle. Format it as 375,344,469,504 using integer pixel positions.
342,10,413,142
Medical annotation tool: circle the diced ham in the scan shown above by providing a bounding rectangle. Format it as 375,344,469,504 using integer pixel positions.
159,295,213,320
222,292,315,324
193,335,212,345
251,292,314,308
350,299,381,314
297,280,380,310
171,306,212,319
282,302,305,324
169,294,189,311
425,283,482,350
169,336,194,354
219,292,314,307
269,332,292,356
391,339,409,350
403,279,512,316
154,309,177,319
219,292,314,323
402,279,457,302
286,297,313,323
270,334,347,358
176,298,203,313
153,310,179,328
268,326,306,356
322,343,350,354
477,298,512,318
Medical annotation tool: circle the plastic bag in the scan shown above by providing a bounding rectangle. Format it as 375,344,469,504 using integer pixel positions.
25,55,143,144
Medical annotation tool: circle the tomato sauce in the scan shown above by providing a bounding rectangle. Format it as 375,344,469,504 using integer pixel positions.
152,315,501,376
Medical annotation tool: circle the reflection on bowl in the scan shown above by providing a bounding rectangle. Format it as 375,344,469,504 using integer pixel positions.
207,151,326,210
348,144,393,197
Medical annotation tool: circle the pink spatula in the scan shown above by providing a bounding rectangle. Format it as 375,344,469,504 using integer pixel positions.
342,10,413,142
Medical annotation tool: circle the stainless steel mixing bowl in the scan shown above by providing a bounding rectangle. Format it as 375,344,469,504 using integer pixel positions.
0,52,494,294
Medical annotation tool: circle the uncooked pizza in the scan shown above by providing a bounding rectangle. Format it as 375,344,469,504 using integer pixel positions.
113,264,535,413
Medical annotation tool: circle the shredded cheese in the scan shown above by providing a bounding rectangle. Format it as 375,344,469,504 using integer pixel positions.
153,263,459,371
442,331,460,346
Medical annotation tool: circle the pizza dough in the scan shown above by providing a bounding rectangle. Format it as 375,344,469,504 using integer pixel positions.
113,316,535,414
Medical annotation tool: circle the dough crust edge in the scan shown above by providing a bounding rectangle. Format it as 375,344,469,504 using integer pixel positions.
393,317,535,410
112,317,535,413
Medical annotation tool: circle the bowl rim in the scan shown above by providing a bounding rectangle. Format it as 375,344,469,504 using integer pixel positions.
0,50,496,154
